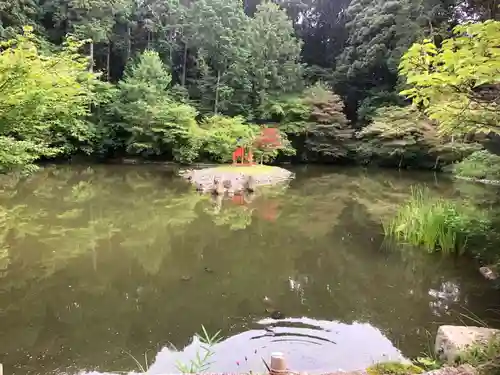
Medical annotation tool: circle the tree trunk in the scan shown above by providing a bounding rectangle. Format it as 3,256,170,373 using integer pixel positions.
214,70,221,114
89,41,94,72
127,25,131,61
181,41,188,87
106,42,111,81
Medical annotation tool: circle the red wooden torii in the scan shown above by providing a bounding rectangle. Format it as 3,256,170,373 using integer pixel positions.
232,127,281,165
232,146,254,165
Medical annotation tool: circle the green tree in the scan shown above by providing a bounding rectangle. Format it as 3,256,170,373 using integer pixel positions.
356,106,480,169
110,50,202,162
399,20,500,136
187,0,251,115
249,1,304,113
0,27,102,173
334,0,456,120
0,0,41,39
200,115,258,162
302,83,354,162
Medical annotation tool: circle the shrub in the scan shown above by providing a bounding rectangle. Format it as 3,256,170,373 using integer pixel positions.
200,115,258,162
0,27,102,173
111,51,202,163
453,150,500,181
357,106,481,169
383,187,491,254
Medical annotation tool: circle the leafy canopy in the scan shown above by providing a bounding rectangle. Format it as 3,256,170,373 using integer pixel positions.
111,50,203,163
399,20,500,135
0,26,102,173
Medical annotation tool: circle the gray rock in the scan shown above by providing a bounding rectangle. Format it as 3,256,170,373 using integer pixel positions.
479,266,498,280
435,325,500,363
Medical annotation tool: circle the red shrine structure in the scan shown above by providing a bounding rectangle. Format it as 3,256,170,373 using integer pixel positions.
232,127,282,165
232,146,254,165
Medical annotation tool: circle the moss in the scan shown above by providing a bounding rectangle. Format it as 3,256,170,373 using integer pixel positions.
367,361,424,375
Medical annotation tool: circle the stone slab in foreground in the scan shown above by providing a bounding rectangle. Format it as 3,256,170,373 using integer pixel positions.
435,325,500,364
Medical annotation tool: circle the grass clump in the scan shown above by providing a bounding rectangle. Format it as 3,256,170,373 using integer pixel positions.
453,150,500,181
383,187,490,254
367,361,424,375
457,334,500,375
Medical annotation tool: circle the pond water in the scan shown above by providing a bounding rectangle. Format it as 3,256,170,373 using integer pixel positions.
1,164,500,375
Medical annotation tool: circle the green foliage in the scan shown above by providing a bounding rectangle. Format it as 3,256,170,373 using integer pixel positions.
383,187,491,254
0,0,42,39
200,115,258,162
357,90,406,124
111,50,202,163
356,106,480,169
248,1,304,108
399,20,500,135
256,94,311,134
413,356,442,371
367,361,424,375
303,83,354,161
456,334,500,375
453,150,500,181
253,127,296,163
0,26,102,173
333,0,454,116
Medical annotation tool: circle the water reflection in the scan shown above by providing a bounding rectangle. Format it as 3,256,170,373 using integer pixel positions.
147,318,405,374
0,165,499,375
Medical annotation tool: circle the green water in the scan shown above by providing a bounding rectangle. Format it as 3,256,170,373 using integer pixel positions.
0,164,499,375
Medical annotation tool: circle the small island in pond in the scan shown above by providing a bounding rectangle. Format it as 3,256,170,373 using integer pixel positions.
180,165,295,195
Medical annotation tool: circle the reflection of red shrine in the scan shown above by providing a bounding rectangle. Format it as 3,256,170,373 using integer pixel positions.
231,195,279,222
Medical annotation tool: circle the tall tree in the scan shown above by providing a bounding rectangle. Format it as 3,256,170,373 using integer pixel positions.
188,0,251,114
248,1,304,114
334,0,457,120
0,0,41,39
110,50,202,162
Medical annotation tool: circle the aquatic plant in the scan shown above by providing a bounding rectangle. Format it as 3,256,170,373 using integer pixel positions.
366,361,424,375
383,187,490,254
453,150,500,182
176,325,222,373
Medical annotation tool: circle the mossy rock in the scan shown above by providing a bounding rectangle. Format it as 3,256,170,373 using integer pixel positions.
367,361,424,375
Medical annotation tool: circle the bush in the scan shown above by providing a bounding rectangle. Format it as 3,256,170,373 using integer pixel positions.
0,27,102,173
200,115,258,162
383,187,491,254
110,51,202,163
453,150,500,181
357,106,481,169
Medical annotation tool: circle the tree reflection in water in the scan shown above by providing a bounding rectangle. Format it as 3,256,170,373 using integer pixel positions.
0,165,498,375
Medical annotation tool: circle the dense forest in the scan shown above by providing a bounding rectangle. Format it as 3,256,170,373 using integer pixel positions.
0,0,499,173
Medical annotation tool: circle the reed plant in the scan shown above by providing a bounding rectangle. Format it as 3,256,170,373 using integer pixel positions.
383,187,489,254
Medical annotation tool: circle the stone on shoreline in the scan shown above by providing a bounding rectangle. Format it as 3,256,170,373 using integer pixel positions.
435,325,500,364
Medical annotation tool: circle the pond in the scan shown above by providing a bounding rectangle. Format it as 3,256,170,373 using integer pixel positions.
0,164,499,375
